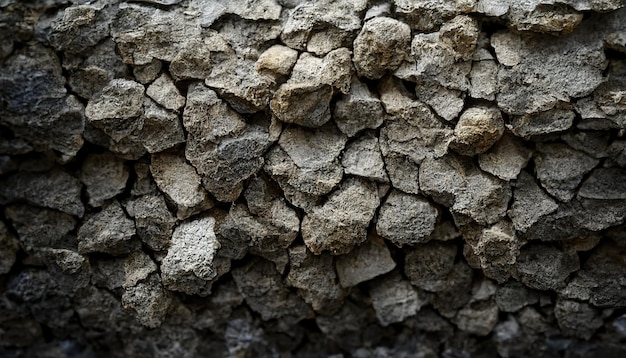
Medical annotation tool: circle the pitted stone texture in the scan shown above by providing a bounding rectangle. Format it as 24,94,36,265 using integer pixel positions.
341,134,388,182
352,17,411,79
77,201,137,255
124,193,176,251
161,217,221,296
514,244,580,291
287,246,346,315
80,152,129,207
0,222,18,274
508,171,559,233
369,271,425,326
0,169,84,217
478,134,533,181
376,190,438,247
4,205,76,252
334,77,385,137
535,143,600,202
405,241,458,292
335,234,396,288
150,151,213,220
232,258,312,324
451,107,505,156
264,123,346,211
302,178,379,255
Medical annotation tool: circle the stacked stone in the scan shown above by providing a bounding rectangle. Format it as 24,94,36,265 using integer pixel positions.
1,0,626,356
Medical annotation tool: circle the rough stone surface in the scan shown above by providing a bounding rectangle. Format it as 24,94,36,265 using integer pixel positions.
2,1,626,356
376,190,438,247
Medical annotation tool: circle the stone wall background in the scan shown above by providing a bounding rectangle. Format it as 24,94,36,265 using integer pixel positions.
1,0,626,356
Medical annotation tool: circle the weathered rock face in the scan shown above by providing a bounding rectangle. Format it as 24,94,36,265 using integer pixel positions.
1,0,626,357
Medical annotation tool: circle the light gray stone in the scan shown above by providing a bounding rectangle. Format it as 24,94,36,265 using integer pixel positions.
335,234,396,288
376,190,438,247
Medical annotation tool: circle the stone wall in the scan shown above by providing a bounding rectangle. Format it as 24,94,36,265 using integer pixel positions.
1,0,626,356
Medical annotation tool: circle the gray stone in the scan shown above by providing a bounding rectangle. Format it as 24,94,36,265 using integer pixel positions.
316,302,367,351
478,134,533,181
514,244,580,291
140,98,186,153
469,58,498,100
496,25,606,115
369,271,425,326
508,108,576,138
80,152,129,207
535,143,600,202
133,58,162,84
394,0,473,31
334,77,385,136
77,201,137,255
579,167,626,200
131,162,158,197
405,241,458,292
265,123,346,210
455,295,499,336
124,193,176,251
495,281,539,313
508,171,559,233
468,220,520,283
161,217,221,296
451,107,505,156
146,73,185,111
352,17,411,79
555,299,603,340
335,234,396,287
4,205,76,252
302,178,379,255
0,169,84,217
151,151,213,220
121,273,171,329
341,134,388,182
384,155,420,195
47,4,111,54
256,45,299,78
232,257,311,323
287,245,346,314
85,79,145,142
0,222,19,274
280,0,365,50
376,190,438,247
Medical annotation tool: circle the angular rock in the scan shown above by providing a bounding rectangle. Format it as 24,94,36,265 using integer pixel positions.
77,201,137,255
451,107,505,156
352,17,411,79
455,300,499,336
555,299,603,340
579,167,626,200
271,49,353,128
316,302,367,351
468,220,520,283
121,273,171,329
334,77,385,136
80,152,129,207
405,241,458,292
508,171,559,233
232,258,311,323
124,193,177,251
287,246,346,314
140,98,186,153
335,234,396,287
0,44,85,160
161,217,221,296
4,205,76,252
264,123,346,210
394,0,473,31
341,134,388,182
496,26,606,115
146,73,185,111
280,0,365,50
0,169,84,217
183,84,269,202
150,151,213,219
301,178,379,255
469,58,498,100
47,3,111,54
85,79,145,142
535,143,600,202
0,222,19,274
369,271,425,326
478,134,533,181
133,59,162,84
376,190,438,247
514,244,580,291
256,45,299,78
495,281,539,313
384,155,421,194
205,57,275,114
508,108,576,138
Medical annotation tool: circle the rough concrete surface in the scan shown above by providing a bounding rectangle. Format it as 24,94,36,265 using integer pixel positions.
1,0,626,357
